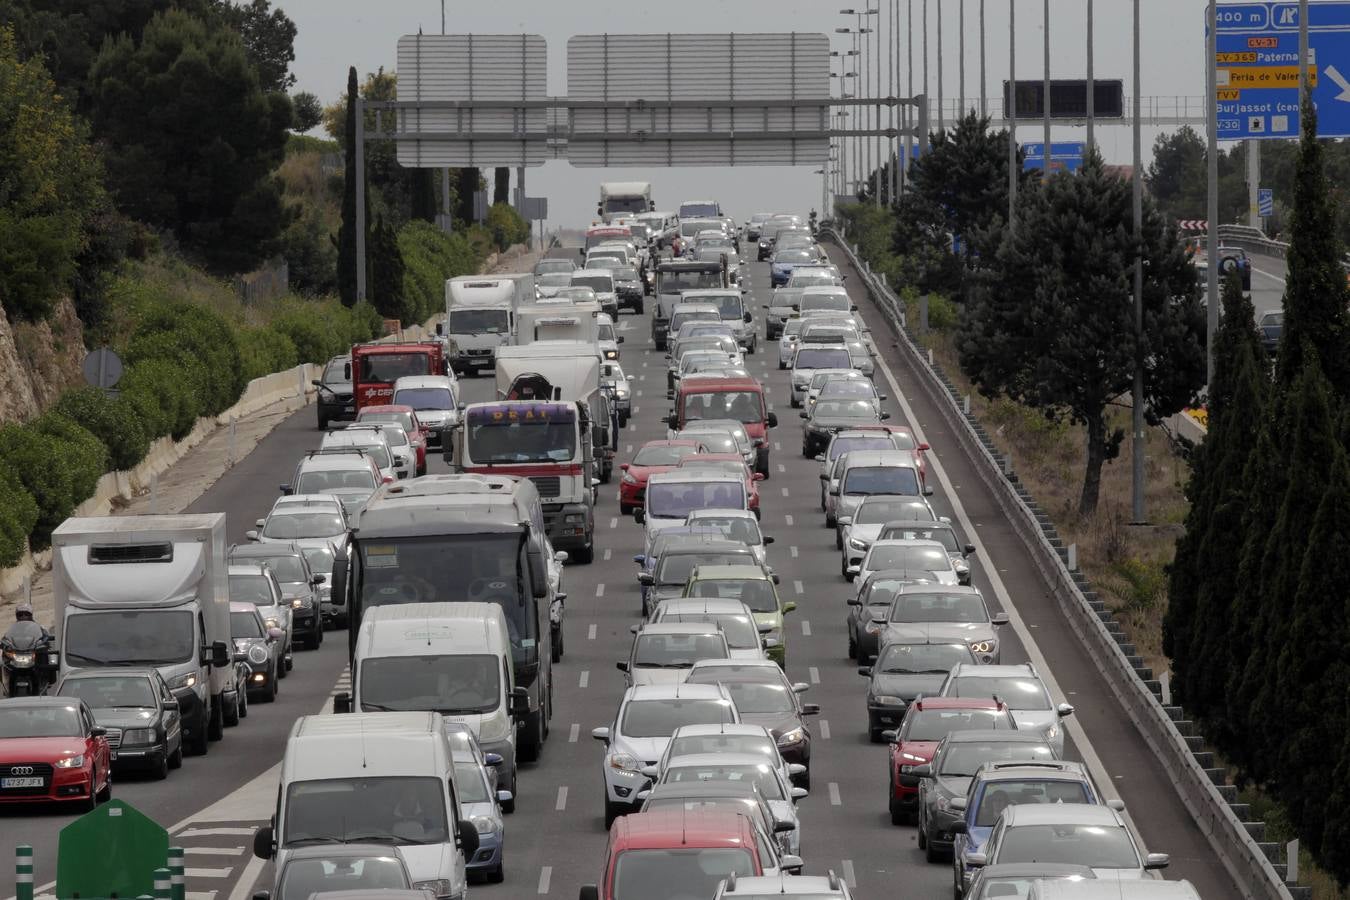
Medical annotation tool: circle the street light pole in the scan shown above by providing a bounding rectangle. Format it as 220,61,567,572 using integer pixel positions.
904,0,913,194
1042,0,1051,185
937,0,945,132
1131,0,1146,524
959,0,966,116
980,0,987,117
1086,0,1095,156
1205,0,1219,386
1008,0,1017,234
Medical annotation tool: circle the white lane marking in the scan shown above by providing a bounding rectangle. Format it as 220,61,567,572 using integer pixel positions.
635,389,643,397
625,444,633,453
781,487,790,497
556,786,569,811
596,583,606,597
178,827,255,837
184,847,243,856
579,670,590,688
790,545,799,558
841,859,857,887
604,548,612,561
1251,264,1286,285
538,866,553,895
777,464,786,473
869,287,1140,833
632,405,640,414
820,719,831,740
808,666,821,684
569,723,580,742
793,580,804,595
185,868,231,879
638,373,646,380
801,619,812,636
588,623,598,640
609,517,619,529
774,442,782,451
828,782,841,806
785,514,794,526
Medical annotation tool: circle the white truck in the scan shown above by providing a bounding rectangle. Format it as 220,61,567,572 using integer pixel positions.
51,514,236,756
515,300,603,345
440,273,535,375
598,181,654,222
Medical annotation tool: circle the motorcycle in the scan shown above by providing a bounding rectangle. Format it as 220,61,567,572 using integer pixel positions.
2,621,54,697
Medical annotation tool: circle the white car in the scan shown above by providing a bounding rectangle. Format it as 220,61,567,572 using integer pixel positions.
320,424,401,481
285,448,386,518
591,683,739,827
685,509,773,567
938,662,1075,755
805,370,883,412
620,622,733,687
248,494,350,556
849,538,960,585
391,375,459,449
597,312,624,361
777,317,808,369
969,803,1169,881
837,495,940,574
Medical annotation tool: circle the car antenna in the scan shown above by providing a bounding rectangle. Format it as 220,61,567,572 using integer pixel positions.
360,717,368,769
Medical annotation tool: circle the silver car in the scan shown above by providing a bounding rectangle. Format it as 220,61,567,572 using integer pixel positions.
877,584,1010,663
937,663,1075,755
851,538,960,585
227,564,293,675
967,803,1170,880
684,509,773,567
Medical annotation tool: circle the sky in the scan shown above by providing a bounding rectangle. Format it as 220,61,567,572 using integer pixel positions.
276,0,1213,227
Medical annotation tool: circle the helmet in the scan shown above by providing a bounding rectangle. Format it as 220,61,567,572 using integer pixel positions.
15,603,34,620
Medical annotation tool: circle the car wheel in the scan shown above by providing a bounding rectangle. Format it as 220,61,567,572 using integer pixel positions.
317,414,329,431
889,783,907,826
847,629,857,660
284,654,294,672
551,627,563,663
168,738,183,770
238,687,248,719
620,502,633,515
208,699,225,741
926,833,943,863
223,692,240,728
572,542,595,565
97,767,112,802
917,813,928,849
488,853,505,883
80,781,98,813
604,799,626,830
825,513,836,530
152,746,170,781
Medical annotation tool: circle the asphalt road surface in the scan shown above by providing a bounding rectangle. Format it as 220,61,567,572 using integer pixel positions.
1,248,1240,900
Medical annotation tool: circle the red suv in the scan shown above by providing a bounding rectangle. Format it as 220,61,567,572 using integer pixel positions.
578,809,773,900
885,697,1015,825
666,376,778,477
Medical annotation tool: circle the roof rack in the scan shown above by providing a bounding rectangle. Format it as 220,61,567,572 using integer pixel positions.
305,447,368,459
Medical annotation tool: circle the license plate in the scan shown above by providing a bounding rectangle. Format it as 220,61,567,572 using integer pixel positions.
109,751,118,761
343,405,355,413
2,777,43,788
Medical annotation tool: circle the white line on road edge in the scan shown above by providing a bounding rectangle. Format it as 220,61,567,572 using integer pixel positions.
870,299,1139,834
556,786,568,811
801,619,812,636
777,464,786,473
774,442,781,451
841,859,857,888
793,580,804,595
185,868,231,879
1251,264,1286,285
588,623,597,640
178,827,254,838
828,783,841,806
808,666,820,684
538,866,553,895
820,719,831,740
569,723,580,742
595,583,606,597
579,670,590,688
781,487,790,497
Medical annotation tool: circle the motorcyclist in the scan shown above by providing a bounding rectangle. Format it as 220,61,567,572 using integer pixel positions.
3,604,53,696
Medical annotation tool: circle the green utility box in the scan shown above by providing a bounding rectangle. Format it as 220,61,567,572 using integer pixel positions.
56,800,168,899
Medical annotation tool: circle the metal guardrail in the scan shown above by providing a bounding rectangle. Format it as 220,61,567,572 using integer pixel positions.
822,225,1303,900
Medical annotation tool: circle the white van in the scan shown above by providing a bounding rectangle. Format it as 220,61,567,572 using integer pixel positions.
339,602,528,807
1028,882,1202,900
252,711,478,900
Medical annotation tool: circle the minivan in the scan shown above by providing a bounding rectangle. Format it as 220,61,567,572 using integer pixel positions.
666,376,778,476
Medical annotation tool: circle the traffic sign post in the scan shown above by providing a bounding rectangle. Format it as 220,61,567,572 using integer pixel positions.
1259,186,1275,215
1021,141,1087,173
1214,2,1350,139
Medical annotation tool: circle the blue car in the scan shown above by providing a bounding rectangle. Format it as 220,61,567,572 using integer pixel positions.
454,752,510,883
770,249,822,287
951,760,1109,898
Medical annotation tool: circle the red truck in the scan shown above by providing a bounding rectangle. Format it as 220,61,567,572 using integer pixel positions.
349,342,446,411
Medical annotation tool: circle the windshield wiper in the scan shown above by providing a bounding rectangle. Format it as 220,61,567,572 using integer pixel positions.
286,836,346,846
360,702,400,711
347,831,437,845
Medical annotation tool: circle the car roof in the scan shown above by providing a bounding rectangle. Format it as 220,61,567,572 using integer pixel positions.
660,598,755,616
1001,803,1124,827
944,729,1052,746
59,667,159,681
868,538,948,552
690,565,770,580
623,682,732,702
912,697,1007,712
690,659,783,674
392,375,455,389
665,751,779,769
671,723,774,738
975,863,1098,878
228,563,272,577
722,875,846,896
678,376,763,392
611,809,755,849
230,542,303,558
882,623,987,644
646,781,764,800
358,404,415,415
883,518,955,531
0,696,84,709
657,538,752,556
839,451,916,467
636,622,727,637
281,844,408,862
297,453,377,471
229,601,263,615
648,470,746,486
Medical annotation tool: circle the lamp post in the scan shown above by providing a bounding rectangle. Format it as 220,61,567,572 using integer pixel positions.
837,15,875,201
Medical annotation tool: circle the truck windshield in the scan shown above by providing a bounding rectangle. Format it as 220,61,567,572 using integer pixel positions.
356,534,534,650
358,353,431,383
284,776,448,846
605,196,649,215
659,270,723,293
680,203,720,218
448,309,509,334
64,609,194,667
466,418,577,464
360,654,500,715
680,391,763,425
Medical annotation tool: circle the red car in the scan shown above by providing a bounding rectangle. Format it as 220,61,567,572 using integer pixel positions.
578,809,777,900
851,423,932,491
0,697,112,811
356,404,429,476
676,453,764,518
885,697,1014,825
619,440,705,515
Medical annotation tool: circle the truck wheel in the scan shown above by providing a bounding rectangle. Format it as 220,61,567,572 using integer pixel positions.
208,698,225,741
572,542,595,565
316,413,329,431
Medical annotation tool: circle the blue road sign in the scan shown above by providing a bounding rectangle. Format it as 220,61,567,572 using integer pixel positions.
1214,2,1350,140
1021,141,1086,173
1258,187,1275,215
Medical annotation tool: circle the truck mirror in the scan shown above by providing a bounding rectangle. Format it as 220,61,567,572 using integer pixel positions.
333,692,352,714
456,819,481,859
435,322,444,336
211,641,231,668
343,363,351,380
252,824,275,860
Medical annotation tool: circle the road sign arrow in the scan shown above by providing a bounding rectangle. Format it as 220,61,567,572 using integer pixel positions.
1326,64,1350,100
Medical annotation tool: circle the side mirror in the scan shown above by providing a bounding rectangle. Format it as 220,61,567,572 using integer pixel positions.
964,543,976,555
766,412,778,428
211,641,231,668
90,725,107,738
790,787,809,800
579,887,600,900
279,484,293,496
965,852,987,868
911,764,933,777
773,818,795,834
918,442,931,451
343,363,352,380
791,682,809,693
799,411,809,419
267,627,284,641
951,797,968,811
991,613,1010,626
509,686,531,718
633,554,646,564
555,550,570,564
245,530,260,542
634,508,646,524
829,488,841,497
801,703,820,716
617,336,625,344
252,824,275,860
878,394,888,401
845,565,860,577
1107,798,1126,812
616,661,630,673
310,379,323,388
383,475,396,485
457,819,481,858
497,790,514,806
880,412,892,420
881,729,898,742
743,311,753,322
253,892,271,900
1056,703,1076,718
485,752,504,768
333,692,352,714
620,463,630,471
163,698,179,710
783,601,797,613
780,854,804,874
922,484,934,496
763,536,776,545
640,765,660,779
857,666,872,676
311,574,327,585
846,598,861,606
950,820,968,835
592,726,611,743
1144,853,1171,870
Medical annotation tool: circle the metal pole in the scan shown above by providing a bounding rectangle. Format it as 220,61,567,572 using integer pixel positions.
1205,0,1219,387
1042,0,1051,184
516,165,525,215
937,0,945,132
1131,0,1145,525
861,13,870,198
873,11,882,204
1247,139,1261,227
1008,0,1017,234
1086,0,1095,155
168,847,185,900
923,0,929,132
959,0,966,115
15,846,33,900
904,0,913,192
354,96,367,303
892,0,900,204
980,0,987,117
855,29,863,194
1299,0,1309,96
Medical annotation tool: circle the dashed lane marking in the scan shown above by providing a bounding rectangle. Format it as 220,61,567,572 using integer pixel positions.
609,517,619,529
556,786,568,811
820,719,831,740
569,723,580,742
777,464,786,473
801,619,812,636
841,859,857,888
781,487,790,497
588,623,597,640
808,666,820,684
538,866,553,895
793,580,804,595
790,545,799,558
828,783,841,806
603,548,612,561
596,583,606,597
785,514,794,526
579,670,590,688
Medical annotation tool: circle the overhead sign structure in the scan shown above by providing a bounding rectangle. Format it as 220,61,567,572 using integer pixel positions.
1213,2,1350,139
1001,80,1125,119
1021,141,1087,173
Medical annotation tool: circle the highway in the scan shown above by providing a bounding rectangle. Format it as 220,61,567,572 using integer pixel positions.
1246,252,1287,317
1,248,1240,900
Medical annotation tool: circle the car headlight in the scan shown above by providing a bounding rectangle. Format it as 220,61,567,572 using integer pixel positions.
264,618,281,630
864,620,883,634
168,672,198,690
969,640,994,654
622,471,638,485
472,815,501,835
848,537,869,551
609,753,643,774
776,727,805,746
55,754,85,769
872,695,905,706
413,880,453,897
291,597,311,609
247,645,270,665
935,793,952,811
122,728,155,746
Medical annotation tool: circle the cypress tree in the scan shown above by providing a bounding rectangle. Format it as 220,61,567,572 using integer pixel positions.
335,66,365,306
409,168,439,223
493,167,510,205
455,167,481,225
1318,691,1350,881
367,213,406,323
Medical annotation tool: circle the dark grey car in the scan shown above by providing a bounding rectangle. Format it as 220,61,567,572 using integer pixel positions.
845,569,939,662
312,355,355,430
229,543,325,650
56,668,183,780
858,637,976,741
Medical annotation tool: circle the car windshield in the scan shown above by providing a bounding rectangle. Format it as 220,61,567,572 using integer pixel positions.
0,705,82,738
687,517,761,547
811,401,875,421
996,823,1139,869
940,741,1056,777
665,763,784,800
230,574,276,605
647,481,745,518
901,708,1014,742
536,259,575,274
231,611,264,639
668,733,775,759
620,699,736,738
323,359,349,382
538,272,573,287
721,682,795,715
234,554,306,584
782,320,805,338
974,781,1091,827
795,349,852,369
1262,311,1285,325
277,854,408,900
829,437,894,461
688,579,777,613
801,294,850,312
614,266,640,282
301,546,335,574
359,353,431,383
866,545,950,574
612,848,755,900
447,308,509,334
889,591,989,623
856,499,931,524
571,274,614,292
660,270,724,292
663,613,758,649
284,776,448,846
392,386,455,412
950,677,1052,710
635,444,700,466
875,643,974,674
656,553,753,585
599,323,618,341
263,512,345,540
880,526,959,552
453,762,491,803
681,391,764,425
59,676,156,709
360,654,500,715
633,633,729,668
845,467,919,495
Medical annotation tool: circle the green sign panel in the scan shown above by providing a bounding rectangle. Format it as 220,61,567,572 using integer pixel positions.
57,800,169,900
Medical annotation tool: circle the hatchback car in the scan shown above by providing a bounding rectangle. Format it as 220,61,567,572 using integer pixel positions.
851,539,960,585
263,844,414,900
229,543,325,650
619,623,733,687
684,511,774,568
652,752,808,842
676,455,763,519
938,663,1075,755
0,697,112,811
878,584,1010,665
391,374,458,448
620,440,706,515
284,449,386,517
966,803,1169,880
838,498,941,570
801,400,888,460
869,519,975,585
829,451,926,533
320,424,401,481
454,747,511,882
639,781,797,859
858,637,977,740
227,564,293,675
248,494,349,556
229,601,282,703
55,668,182,780
790,346,857,408
638,536,763,616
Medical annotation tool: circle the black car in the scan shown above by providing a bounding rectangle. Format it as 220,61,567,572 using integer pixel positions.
801,399,888,459
56,668,183,780
685,660,819,788
230,603,281,703
858,638,977,741
312,355,355,430
612,264,645,314
228,543,325,650
1258,310,1283,356
845,569,936,662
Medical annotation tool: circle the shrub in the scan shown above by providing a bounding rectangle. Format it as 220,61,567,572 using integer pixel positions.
0,415,108,551
279,208,338,296
0,467,38,567
121,358,200,441
268,298,382,365
124,301,245,417
485,203,530,252
32,412,107,506
53,386,150,471
238,326,300,383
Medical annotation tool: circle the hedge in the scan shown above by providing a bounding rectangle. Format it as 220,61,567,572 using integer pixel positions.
53,386,150,471
0,468,38,568
0,414,106,552
485,203,530,253
398,220,495,325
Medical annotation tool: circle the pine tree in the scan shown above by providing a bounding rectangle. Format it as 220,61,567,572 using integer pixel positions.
409,168,440,223
1317,691,1350,881
335,66,365,306
1164,273,1269,711
367,213,406,323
